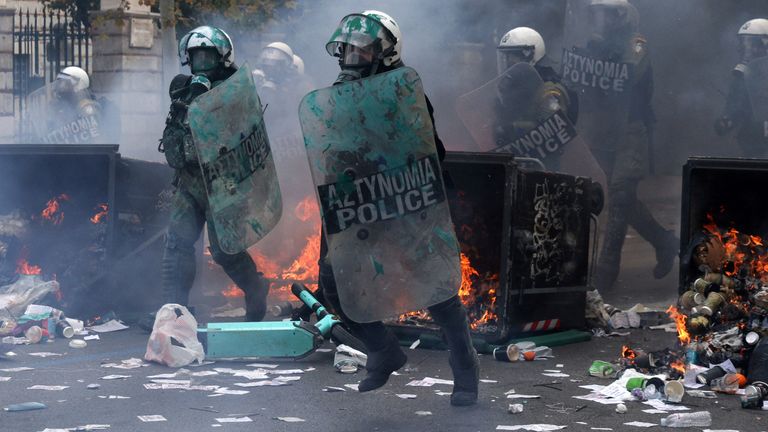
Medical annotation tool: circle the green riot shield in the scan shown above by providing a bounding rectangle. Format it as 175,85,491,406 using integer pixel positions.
456,63,578,163
188,65,282,255
299,67,461,323
27,83,103,144
744,56,768,139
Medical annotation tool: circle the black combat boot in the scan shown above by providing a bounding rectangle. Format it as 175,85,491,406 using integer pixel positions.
242,272,269,322
429,296,479,406
358,327,407,392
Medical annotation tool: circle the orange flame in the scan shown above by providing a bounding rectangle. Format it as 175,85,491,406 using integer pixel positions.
281,233,321,283
90,204,109,224
221,283,244,298
621,345,637,360
458,253,480,304
41,194,69,224
670,360,686,375
703,212,768,281
16,258,42,275
666,305,691,345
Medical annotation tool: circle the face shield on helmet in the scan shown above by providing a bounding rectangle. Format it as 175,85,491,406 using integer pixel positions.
326,13,395,81
587,3,635,44
189,47,221,74
496,48,535,75
178,26,235,76
739,35,768,63
257,46,294,79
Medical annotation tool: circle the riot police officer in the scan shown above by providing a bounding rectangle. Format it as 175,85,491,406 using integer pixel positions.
562,0,677,291
158,26,270,321
715,18,768,157
313,10,479,406
494,27,579,170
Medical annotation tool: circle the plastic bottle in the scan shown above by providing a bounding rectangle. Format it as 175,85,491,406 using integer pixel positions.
660,411,712,428
710,373,740,394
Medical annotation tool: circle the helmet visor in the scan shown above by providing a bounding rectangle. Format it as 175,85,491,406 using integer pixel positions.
326,14,388,57
739,35,768,63
189,48,220,74
53,74,76,97
588,6,627,40
496,47,534,74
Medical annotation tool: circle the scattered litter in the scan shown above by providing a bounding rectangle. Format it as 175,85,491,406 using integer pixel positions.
84,335,100,341
648,323,676,332
687,390,717,398
623,422,656,428
98,395,130,399
642,409,668,414
86,384,100,390
27,385,69,391
344,383,359,391
702,430,739,432
137,415,166,422
245,363,278,369
316,348,333,353
191,371,218,377
100,375,131,380
268,369,304,375
210,307,246,318
2,337,28,345
415,411,432,416
89,320,128,333
660,411,712,427
276,376,301,382
505,391,541,399
214,388,249,395
334,345,367,373
4,351,16,357
28,352,62,358
215,417,252,423
150,379,191,385
0,377,10,381
0,367,33,372
323,386,346,392
275,417,305,423
406,377,453,387
101,358,145,369
234,380,289,387
480,379,498,383
543,369,561,373
4,401,47,411
68,340,87,349
508,403,524,414
643,399,690,412
496,425,567,431
555,364,564,368
409,339,421,350
146,373,177,379
579,384,605,391
396,394,417,399
572,393,625,405
542,372,570,378
615,403,627,413
591,428,613,431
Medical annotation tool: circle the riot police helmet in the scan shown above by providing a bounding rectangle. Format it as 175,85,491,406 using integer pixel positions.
326,10,402,80
738,18,768,63
178,26,234,75
497,27,546,74
587,0,639,43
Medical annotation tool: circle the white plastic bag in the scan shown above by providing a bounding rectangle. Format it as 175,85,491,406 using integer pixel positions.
144,304,204,368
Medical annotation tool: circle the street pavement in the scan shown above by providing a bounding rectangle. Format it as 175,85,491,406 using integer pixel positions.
2,175,766,432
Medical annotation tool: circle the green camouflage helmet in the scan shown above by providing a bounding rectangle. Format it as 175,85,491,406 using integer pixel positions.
178,26,235,68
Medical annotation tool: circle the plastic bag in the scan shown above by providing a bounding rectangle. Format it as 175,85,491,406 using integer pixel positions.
747,336,768,384
144,304,204,368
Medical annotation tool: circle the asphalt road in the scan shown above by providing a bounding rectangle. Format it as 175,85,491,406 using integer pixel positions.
0,326,765,432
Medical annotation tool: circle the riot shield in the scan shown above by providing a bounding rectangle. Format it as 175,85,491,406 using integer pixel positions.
299,67,461,323
26,83,103,144
562,0,640,153
744,56,768,138
456,63,578,165
188,64,282,255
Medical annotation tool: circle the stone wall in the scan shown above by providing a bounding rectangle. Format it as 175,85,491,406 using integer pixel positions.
0,8,14,143
90,10,165,160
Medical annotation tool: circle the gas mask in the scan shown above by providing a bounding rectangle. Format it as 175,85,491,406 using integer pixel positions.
739,35,768,64
334,44,381,84
189,47,221,76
